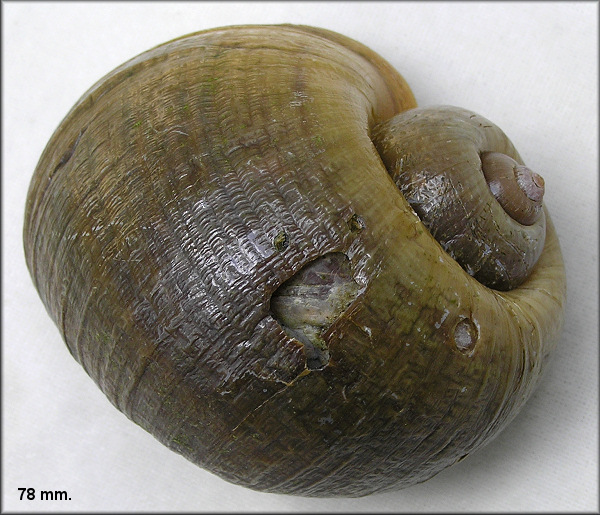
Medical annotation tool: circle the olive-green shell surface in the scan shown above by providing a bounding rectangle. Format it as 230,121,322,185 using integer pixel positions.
23,25,566,497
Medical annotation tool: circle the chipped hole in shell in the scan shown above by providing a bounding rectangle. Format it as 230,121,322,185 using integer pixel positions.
270,252,359,370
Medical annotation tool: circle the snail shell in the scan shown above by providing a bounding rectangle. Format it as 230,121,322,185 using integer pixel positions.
23,24,566,497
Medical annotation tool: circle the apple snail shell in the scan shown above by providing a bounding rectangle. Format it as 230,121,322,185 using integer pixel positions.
23,24,566,497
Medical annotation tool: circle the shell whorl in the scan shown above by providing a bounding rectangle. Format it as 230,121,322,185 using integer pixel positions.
372,105,547,291
481,151,545,226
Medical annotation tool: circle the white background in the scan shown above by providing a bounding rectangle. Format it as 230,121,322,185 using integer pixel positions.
3,2,598,512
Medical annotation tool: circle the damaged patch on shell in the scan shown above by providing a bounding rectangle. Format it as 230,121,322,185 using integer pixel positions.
270,252,360,370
